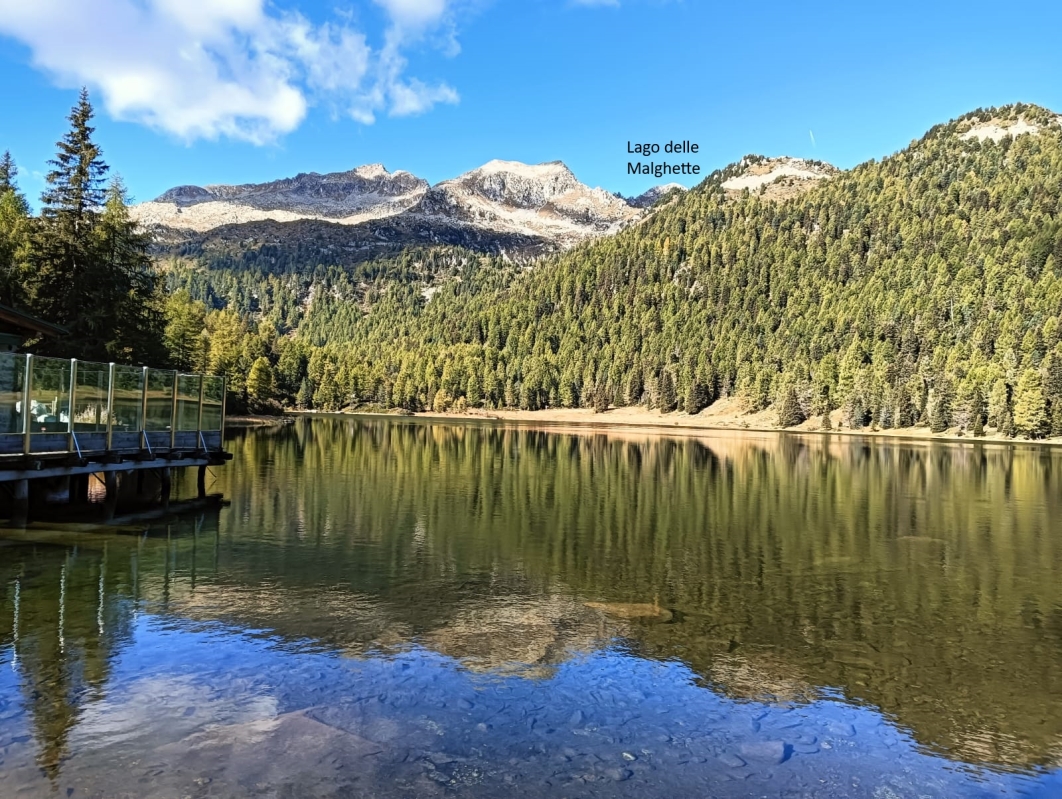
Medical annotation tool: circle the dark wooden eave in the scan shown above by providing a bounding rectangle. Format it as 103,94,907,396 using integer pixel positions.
0,303,68,338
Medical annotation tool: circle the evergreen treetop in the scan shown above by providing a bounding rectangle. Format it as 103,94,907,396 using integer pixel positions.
41,88,108,223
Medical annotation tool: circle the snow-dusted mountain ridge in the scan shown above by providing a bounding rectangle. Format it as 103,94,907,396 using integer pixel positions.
131,160,672,251
135,165,429,230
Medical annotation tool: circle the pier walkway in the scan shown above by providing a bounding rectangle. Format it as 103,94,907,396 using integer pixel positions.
0,353,230,521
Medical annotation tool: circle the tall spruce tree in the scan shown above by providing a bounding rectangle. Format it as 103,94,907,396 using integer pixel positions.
25,89,163,362
776,386,806,428
29,89,108,332
95,176,165,363
1013,369,1047,439
684,381,709,415
657,370,677,412
0,151,17,193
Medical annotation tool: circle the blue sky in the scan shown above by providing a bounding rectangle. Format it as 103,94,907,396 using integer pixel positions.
1,0,1061,206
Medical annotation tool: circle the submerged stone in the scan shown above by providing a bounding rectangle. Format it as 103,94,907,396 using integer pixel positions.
738,740,789,764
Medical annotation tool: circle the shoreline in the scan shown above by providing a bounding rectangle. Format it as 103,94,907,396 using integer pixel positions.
286,403,1062,448
225,414,294,427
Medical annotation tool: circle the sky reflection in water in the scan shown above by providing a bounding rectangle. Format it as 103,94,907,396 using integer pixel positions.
1,417,1061,797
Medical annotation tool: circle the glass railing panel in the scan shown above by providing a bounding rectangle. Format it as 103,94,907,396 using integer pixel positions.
111,365,145,433
145,369,175,432
201,375,225,431
0,353,25,434
73,361,109,433
30,356,72,434
176,374,202,432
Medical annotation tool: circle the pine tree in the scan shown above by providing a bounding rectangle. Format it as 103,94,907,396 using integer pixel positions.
276,342,307,399
432,388,453,412
972,411,984,437
684,382,709,415
1044,352,1062,435
313,363,342,411
1044,351,1062,403
821,396,833,430
1002,410,1015,438
846,397,866,429
27,90,108,334
0,151,16,193
593,381,611,413
987,379,1010,430
624,370,643,406
776,386,805,427
296,378,313,410
465,372,483,407
247,357,276,403
164,290,208,371
894,386,915,428
206,310,248,397
1013,368,1046,438
94,176,164,363
658,370,677,412
928,386,950,433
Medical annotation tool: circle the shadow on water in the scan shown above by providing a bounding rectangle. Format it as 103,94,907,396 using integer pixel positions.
1,416,1060,797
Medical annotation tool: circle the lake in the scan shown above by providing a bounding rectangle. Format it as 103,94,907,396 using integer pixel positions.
1,416,1060,797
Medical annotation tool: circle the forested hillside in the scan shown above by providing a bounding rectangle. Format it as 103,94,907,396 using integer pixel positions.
167,104,1062,436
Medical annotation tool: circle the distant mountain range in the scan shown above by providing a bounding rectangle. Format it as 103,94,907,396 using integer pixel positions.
132,160,691,259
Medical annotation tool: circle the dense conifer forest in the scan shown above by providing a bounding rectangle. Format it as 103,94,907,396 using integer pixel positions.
5,98,1062,436
164,104,1062,437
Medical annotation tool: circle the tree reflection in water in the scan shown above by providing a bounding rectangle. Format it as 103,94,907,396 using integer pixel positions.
1,418,1060,796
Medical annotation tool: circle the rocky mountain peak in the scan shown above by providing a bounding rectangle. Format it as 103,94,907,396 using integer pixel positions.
351,163,391,179
627,183,688,208
443,160,583,209
412,160,642,247
133,164,430,231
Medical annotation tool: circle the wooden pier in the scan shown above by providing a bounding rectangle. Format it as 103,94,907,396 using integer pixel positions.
0,353,230,523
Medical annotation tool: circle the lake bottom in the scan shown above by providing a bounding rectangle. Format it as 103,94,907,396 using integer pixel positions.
1,613,1055,799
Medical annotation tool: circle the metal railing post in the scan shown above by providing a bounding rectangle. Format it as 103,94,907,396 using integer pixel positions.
140,367,150,452
105,362,116,451
220,376,227,446
67,358,78,453
196,375,205,443
21,354,32,456
170,371,179,450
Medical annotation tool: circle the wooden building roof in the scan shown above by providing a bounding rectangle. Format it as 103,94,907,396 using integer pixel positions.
0,303,68,339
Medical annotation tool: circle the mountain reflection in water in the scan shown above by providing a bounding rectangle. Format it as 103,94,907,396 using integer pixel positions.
0,417,1060,798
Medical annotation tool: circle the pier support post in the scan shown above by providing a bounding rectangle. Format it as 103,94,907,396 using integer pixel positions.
160,467,171,505
103,472,119,520
197,465,207,499
76,474,89,504
11,478,29,525
136,470,145,496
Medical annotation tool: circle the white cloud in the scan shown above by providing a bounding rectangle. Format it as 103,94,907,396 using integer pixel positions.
374,0,450,30
0,0,460,144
